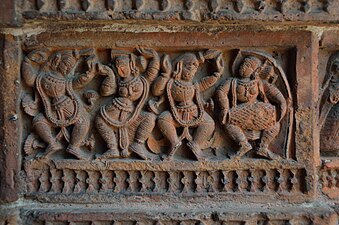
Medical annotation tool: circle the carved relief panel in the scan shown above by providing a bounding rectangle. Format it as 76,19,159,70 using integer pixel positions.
318,31,339,199
20,31,316,203
319,52,339,157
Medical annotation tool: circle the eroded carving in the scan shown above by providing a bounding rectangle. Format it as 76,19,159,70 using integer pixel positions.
319,52,339,156
31,216,316,225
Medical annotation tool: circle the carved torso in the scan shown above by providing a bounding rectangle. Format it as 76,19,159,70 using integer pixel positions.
228,78,276,131
108,76,145,119
36,71,81,126
40,72,67,99
236,79,259,103
169,80,200,122
118,76,144,102
101,75,149,126
171,80,196,107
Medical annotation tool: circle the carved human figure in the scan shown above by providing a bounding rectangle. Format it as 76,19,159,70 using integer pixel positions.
216,56,287,160
153,50,224,161
95,47,160,160
22,49,110,160
319,53,339,156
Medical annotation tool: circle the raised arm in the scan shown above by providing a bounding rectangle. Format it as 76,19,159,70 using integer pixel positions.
152,54,171,97
137,47,160,83
197,51,224,91
72,55,97,89
22,50,48,87
97,64,117,97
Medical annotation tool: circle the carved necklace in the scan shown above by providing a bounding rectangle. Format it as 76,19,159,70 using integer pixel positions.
173,80,195,90
166,78,204,127
36,72,80,128
237,79,258,88
100,76,149,128
118,76,139,87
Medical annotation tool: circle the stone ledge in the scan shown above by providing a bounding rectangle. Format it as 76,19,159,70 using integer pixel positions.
17,202,338,225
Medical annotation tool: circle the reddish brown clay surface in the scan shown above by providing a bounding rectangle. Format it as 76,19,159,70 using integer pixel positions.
0,1,339,224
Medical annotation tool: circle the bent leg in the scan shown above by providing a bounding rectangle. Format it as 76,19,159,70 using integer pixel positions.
134,112,156,144
187,112,215,161
225,124,252,159
158,111,181,148
192,112,215,148
260,123,280,149
257,123,281,160
95,114,119,158
69,111,90,148
67,110,93,160
129,112,158,160
33,113,63,158
157,111,181,159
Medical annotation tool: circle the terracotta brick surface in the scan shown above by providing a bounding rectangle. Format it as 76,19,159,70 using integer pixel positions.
0,1,338,224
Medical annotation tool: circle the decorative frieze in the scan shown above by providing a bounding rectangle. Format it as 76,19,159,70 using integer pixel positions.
21,0,339,22
21,47,292,162
25,161,309,196
15,30,317,205
320,159,339,199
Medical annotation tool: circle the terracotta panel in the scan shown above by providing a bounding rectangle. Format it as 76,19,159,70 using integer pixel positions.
17,31,318,204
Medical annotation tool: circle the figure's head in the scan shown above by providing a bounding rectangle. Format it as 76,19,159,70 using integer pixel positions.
49,50,78,76
115,55,131,78
239,56,261,78
111,51,147,78
175,53,200,81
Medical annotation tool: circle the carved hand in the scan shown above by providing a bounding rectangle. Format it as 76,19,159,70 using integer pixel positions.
204,98,214,111
86,55,97,73
137,47,157,59
97,63,113,76
329,83,339,104
27,50,48,64
203,49,222,60
215,53,224,74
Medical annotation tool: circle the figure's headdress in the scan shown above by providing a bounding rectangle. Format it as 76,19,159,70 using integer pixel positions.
48,49,91,71
239,56,262,79
111,50,147,76
172,53,199,79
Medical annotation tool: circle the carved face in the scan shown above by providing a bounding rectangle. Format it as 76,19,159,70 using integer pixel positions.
115,56,131,78
181,54,199,81
239,57,261,78
58,58,75,76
